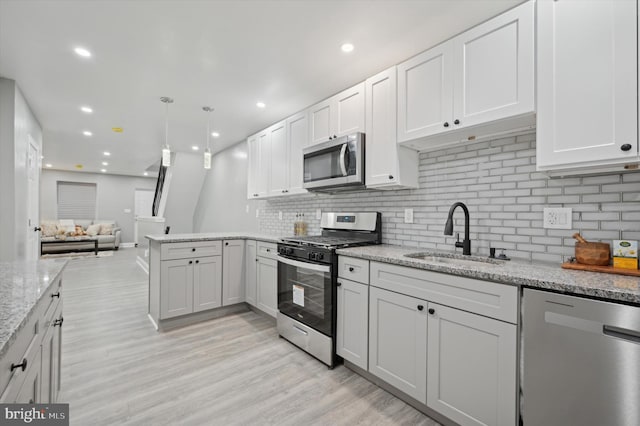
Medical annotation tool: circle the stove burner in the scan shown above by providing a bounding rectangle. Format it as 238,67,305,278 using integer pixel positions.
281,235,374,249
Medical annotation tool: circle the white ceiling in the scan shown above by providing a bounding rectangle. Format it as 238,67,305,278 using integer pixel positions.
0,0,523,177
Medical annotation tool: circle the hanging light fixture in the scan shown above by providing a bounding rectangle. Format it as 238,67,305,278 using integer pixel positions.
202,106,214,169
160,97,174,167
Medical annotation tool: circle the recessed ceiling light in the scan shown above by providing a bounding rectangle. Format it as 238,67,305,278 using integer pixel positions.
45,163,52,168
211,132,220,138
143,172,149,176
83,130,92,136
256,101,266,109
192,146,199,151
74,47,92,57
80,106,93,113
103,151,111,156
341,43,354,53
102,161,108,166
100,169,107,173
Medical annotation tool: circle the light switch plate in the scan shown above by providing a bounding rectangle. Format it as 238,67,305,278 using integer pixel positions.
316,209,322,220
404,208,414,224
543,207,572,229
279,211,283,220
255,208,259,218
124,208,131,213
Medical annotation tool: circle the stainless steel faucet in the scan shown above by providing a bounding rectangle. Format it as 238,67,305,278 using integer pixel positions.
444,202,471,255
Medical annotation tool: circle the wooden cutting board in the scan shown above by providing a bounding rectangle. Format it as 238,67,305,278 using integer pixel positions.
561,262,640,277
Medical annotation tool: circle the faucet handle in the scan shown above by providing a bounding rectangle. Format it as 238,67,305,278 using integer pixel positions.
489,247,496,258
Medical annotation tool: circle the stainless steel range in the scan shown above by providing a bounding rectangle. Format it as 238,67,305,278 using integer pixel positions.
276,212,381,367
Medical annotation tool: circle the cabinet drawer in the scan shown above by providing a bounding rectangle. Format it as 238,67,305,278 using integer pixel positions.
370,262,518,323
257,242,278,260
160,241,222,260
338,256,369,284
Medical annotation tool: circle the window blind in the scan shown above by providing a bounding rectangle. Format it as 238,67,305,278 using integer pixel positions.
57,181,97,220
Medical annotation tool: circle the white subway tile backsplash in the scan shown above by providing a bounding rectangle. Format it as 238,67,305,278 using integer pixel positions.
258,133,640,263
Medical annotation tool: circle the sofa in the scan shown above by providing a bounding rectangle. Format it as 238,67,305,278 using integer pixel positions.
40,219,121,254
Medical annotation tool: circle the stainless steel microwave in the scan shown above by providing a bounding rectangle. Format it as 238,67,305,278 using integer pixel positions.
302,133,365,192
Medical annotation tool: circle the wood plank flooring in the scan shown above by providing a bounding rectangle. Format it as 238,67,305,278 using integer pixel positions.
59,249,438,425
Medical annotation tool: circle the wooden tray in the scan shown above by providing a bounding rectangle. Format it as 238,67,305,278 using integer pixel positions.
561,262,640,277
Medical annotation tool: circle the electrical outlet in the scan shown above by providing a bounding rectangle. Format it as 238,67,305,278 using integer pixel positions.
543,207,572,229
255,209,259,218
124,208,131,213
279,211,283,220
316,209,322,220
404,208,414,224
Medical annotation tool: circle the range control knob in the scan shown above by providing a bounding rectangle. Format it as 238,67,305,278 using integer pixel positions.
286,247,294,255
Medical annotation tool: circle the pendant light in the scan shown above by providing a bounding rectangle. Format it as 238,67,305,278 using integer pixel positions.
160,97,174,167
202,106,214,169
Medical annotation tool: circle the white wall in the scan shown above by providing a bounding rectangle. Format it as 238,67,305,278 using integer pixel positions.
40,170,156,243
0,78,42,261
162,152,208,234
193,141,259,233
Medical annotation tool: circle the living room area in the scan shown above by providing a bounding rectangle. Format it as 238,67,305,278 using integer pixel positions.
38,168,156,257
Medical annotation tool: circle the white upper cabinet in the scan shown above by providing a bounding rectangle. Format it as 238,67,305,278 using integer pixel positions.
537,0,639,175
285,111,308,195
255,130,270,197
398,0,535,151
246,134,260,199
365,66,418,189
309,82,365,145
268,120,288,197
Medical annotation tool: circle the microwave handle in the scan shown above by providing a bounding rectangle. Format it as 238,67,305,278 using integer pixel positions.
339,143,348,176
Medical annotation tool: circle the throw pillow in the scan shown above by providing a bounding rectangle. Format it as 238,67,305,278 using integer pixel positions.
59,219,75,234
41,221,58,237
74,225,86,236
86,224,101,236
99,223,113,235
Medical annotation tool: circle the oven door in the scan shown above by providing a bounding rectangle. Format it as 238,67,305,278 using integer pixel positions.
277,255,333,336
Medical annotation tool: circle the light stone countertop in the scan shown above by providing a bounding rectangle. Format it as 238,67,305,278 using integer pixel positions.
145,232,286,244
0,259,68,358
336,245,640,305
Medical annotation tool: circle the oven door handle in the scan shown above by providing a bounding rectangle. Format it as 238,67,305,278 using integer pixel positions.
277,255,331,273
339,143,348,177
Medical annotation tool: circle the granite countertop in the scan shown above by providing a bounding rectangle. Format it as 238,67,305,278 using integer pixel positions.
146,232,286,244
336,245,640,305
0,259,68,358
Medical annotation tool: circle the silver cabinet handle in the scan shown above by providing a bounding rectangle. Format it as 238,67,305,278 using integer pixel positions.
603,325,640,343
293,326,308,336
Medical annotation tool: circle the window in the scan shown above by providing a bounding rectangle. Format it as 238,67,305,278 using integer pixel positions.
57,181,97,220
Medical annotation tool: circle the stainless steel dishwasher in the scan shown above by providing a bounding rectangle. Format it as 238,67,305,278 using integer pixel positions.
522,288,640,426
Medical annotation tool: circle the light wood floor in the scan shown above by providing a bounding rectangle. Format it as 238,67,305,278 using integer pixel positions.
59,249,438,425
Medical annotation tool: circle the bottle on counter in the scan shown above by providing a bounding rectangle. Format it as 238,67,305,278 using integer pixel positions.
293,213,308,236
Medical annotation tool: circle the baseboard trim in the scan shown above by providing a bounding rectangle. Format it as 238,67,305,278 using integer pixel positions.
136,256,149,274
120,242,136,248
153,304,250,332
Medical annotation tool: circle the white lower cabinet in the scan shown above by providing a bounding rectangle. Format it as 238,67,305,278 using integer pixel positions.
368,286,428,403
222,240,245,306
41,301,62,403
256,256,278,318
193,256,223,312
336,278,369,370
245,240,258,307
426,302,517,426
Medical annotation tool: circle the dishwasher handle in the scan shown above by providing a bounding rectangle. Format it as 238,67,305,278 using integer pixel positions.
603,325,640,344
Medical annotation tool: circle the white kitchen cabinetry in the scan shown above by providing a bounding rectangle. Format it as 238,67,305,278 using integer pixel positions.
365,66,418,189
426,303,517,426
256,242,278,317
537,0,639,175
268,121,288,197
222,240,245,306
336,278,369,370
245,240,258,307
309,82,365,145
256,130,270,198
285,111,308,195
398,0,535,151
369,286,428,403
41,300,63,403
247,134,260,199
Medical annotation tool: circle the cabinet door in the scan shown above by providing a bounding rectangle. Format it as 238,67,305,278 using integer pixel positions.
427,303,516,426
256,257,278,318
309,98,333,145
160,258,193,319
223,240,245,306
256,130,270,197
334,82,365,137
286,111,308,195
366,67,400,187
14,351,41,404
268,121,288,196
245,240,258,307
537,0,637,170
40,302,62,403
397,42,454,142
453,0,534,130
369,286,427,403
246,134,260,199
336,278,369,370
193,256,222,312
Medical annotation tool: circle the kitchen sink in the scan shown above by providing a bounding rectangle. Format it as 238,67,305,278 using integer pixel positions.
404,252,504,267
